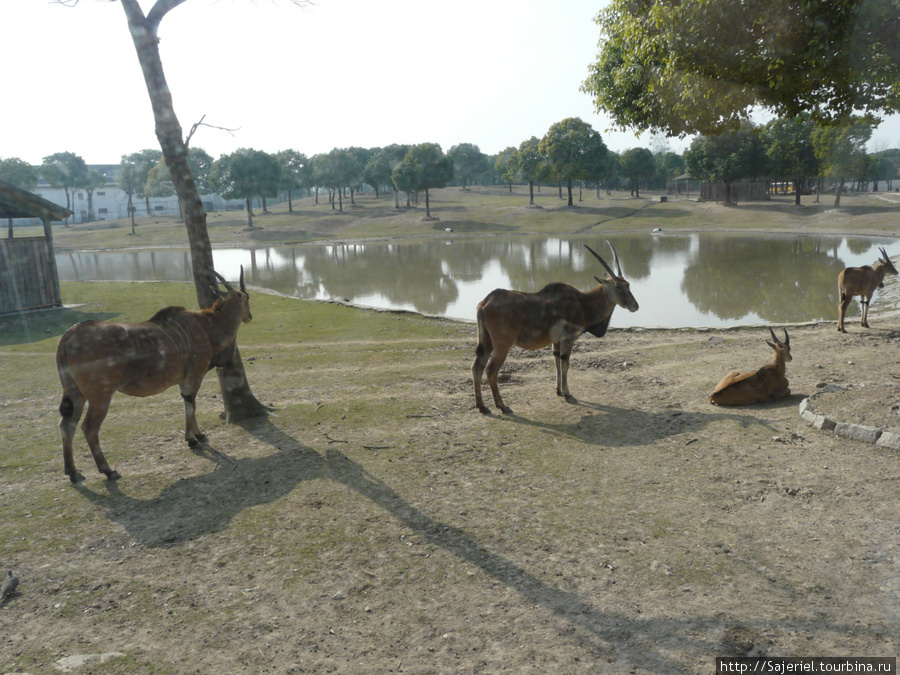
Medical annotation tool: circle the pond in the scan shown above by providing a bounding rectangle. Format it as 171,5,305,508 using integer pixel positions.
56,232,898,328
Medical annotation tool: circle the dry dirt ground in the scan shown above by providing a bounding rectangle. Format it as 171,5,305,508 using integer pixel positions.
3,283,900,673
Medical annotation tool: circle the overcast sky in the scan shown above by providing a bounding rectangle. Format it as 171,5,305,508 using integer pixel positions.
5,0,900,166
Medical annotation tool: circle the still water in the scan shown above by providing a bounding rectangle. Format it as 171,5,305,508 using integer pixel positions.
56,233,897,328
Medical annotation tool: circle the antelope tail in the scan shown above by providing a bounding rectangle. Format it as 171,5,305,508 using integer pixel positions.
56,339,75,418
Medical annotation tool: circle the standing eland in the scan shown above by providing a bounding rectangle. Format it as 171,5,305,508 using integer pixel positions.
472,242,639,415
56,267,252,482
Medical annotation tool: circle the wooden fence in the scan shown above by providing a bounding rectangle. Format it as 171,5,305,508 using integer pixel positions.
700,182,768,203
0,237,62,314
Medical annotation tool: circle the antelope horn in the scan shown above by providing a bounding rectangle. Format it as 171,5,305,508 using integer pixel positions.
239,265,246,294
607,240,623,277
768,327,779,344
583,244,616,279
206,265,234,292
783,328,790,346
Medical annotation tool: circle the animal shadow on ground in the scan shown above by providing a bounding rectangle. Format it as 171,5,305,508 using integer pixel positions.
499,399,779,446
73,417,877,670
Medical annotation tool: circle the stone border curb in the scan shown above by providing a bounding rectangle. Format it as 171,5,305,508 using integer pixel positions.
799,385,900,450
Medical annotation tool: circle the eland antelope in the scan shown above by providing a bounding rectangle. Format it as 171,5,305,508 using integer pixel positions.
837,247,897,332
56,267,251,482
472,242,639,414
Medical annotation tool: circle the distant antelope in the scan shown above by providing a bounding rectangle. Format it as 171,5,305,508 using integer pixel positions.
472,242,639,414
837,247,897,332
709,328,791,406
56,267,252,483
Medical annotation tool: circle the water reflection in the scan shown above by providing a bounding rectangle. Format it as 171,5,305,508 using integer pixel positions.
56,233,896,328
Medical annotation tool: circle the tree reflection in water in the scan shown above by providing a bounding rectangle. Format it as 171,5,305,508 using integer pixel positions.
56,233,896,328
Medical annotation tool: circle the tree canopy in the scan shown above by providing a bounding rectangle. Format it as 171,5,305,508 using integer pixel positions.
538,117,607,206
394,143,454,218
210,148,281,227
0,157,38,191
684,122,768,203
582,0,900,137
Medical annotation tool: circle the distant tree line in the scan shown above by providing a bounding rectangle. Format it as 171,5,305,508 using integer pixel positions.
2,113,898,232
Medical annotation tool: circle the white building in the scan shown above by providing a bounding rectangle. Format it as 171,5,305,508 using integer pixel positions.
29,164,248,225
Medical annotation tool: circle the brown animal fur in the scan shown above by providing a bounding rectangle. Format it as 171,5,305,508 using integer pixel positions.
709,328,791,406
472,242,639,415
56,267,251,482
838,247,897,332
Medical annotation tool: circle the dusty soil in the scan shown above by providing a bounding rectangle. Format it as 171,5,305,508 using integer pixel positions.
3,279,900,673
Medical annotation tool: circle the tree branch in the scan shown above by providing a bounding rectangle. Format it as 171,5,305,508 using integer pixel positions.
185,114,241,148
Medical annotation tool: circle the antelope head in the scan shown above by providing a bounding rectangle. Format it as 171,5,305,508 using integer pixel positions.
766,327,791,363
585,242,639,313
209,265,252,322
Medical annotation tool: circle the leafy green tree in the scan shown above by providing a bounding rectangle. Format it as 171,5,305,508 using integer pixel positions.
494,147,517,192
118,159,141,233
82,169,107,223
867,153,895,192
619,147,655,198
391,162,418,208
514,136,546,206
310,153,330,205
447,143,489,189
653,152,685,192
0,157,39,238
0,157,38,191
120,149,160,225
276,149,309,212
762,115,818,205
210,148,281,227
394,143,454,219
602,151,621,194
144,147,213,216
344,146,372,206
315,148,355,212
684,122,768,204
41,151,88,225
539,117,607,206
121,149,163,215
366,144,410,206
582,0,900,137
811,117,872,207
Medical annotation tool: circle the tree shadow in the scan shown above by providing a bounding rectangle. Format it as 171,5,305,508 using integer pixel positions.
71,417,894,670
0,306,118,346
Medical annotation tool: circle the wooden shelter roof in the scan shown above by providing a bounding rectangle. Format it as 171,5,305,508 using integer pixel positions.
0,178,72,221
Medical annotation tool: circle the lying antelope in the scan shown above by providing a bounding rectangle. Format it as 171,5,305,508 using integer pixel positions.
472,242,639,414
709,328,791,406
56,267,252,483
837,246,897,332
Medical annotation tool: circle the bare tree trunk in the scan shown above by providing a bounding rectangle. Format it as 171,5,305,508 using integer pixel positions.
120,0,268,422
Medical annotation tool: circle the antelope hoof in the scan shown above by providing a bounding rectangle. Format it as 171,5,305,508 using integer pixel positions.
564,394,578,404
187,437,201,448
477,405,492,415
68,471,86,484
104,469,121,481
500,405,514,415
